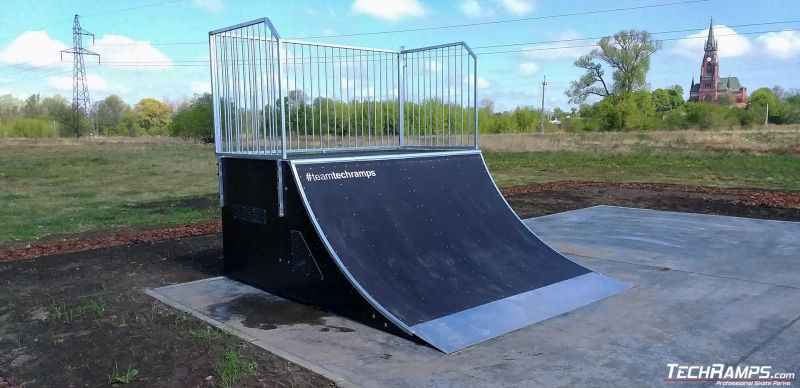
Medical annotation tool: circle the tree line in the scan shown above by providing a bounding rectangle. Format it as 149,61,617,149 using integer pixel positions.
0,93,213,140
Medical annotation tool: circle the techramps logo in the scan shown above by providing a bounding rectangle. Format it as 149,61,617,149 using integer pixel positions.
665,364,797,386
305,170,377,182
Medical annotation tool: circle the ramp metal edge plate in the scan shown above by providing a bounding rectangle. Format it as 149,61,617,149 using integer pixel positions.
411,272,629,353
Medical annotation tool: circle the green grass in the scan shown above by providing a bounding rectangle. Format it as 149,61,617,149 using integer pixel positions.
1,136,797,244
0,138,218,244
186,326,222,340
484,151,800,191
107,363,139,384
214,350,258,388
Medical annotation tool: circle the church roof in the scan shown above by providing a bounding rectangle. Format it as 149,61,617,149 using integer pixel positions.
718,77,743,91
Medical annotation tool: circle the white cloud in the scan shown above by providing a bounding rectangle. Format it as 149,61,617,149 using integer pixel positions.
48,73,113,93
756,30,800,59
671,25,752,58
522,30,590,61
91,35,173,70
352,0,426,21
465,75,491,89
192,0,223,12
190,81,210,94
460,0,482,18
518,62,539,76
498,0,534,16
0,31,68,67
321,28,338,37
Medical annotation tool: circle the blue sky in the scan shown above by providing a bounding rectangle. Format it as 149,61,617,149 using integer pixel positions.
1,0,798,111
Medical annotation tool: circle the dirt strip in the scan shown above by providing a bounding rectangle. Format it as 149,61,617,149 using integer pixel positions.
501,181,800,209
0,220,220,263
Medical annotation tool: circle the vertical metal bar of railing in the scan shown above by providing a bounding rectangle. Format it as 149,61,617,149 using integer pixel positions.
246,26,254,152
310,45,316,149
223,34,231,152
472,53,478,148
267,33,275,154
460,46,464,147
209,34,221,154
276,39,287,159
292,44,299,151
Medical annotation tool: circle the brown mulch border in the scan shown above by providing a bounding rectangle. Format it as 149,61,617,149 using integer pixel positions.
0,220,220,263
500,181,800,210
1,181,798,263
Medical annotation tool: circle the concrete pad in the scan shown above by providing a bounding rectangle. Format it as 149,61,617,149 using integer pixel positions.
527,205,800,288
148,206,800,387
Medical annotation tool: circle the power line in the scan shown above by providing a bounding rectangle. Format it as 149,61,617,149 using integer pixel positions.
0,66,98,86
88,0,715,44
471,20,800,50
291,0,710,39
82,0,186,18
474,28,800,55
0,0,186,43
0,61,64,76
86,19,800,49
4,25,797,79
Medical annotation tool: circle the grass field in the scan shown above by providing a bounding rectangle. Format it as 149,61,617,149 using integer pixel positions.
0,138,218,244
1,131,798,243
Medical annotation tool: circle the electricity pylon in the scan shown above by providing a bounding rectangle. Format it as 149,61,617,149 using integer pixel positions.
60,14,99,136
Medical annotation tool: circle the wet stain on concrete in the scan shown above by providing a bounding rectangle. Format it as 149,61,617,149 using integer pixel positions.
208,294,328,330
319,325,355,333
658,267,672,272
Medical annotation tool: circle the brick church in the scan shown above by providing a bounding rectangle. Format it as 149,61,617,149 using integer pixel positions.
688,18,748,107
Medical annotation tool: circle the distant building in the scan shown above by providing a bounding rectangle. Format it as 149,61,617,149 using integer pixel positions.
688,18,748,107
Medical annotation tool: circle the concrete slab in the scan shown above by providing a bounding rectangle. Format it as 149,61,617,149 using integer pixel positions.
528,205,800,288
148,206,800,387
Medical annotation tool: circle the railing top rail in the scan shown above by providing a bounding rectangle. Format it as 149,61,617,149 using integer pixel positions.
209,17,280,38
401,41,476,58
280,38,399,53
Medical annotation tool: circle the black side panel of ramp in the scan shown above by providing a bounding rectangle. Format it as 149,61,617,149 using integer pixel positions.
291,152,628,353
220,157,409,337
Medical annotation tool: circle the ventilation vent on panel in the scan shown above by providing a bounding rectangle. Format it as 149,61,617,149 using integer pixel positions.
232,204,268,224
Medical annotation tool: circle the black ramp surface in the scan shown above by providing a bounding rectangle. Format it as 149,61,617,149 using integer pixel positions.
291,151,627,353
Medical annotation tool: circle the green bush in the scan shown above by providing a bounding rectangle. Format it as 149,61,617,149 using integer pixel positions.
170,93,213,142
0,118,59,138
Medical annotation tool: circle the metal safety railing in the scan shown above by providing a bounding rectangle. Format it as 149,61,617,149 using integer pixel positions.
209,18,478,158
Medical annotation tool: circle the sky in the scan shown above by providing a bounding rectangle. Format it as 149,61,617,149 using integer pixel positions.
0,0,798,111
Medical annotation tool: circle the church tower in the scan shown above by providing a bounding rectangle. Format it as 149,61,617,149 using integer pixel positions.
697,18,719,102
688,17,748,107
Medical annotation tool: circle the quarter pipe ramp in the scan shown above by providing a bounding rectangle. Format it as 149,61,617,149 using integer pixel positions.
221,151,627,353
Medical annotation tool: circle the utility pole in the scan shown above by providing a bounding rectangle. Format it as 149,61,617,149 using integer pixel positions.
60,14,99,137
540,75,547,132
764,103,769,128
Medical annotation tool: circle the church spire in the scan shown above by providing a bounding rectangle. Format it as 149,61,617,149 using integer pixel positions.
705,17,717,51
